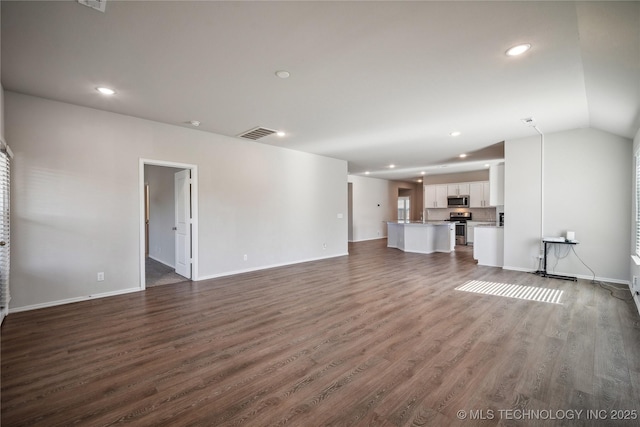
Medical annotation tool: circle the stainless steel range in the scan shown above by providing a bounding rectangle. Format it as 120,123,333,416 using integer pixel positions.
449,212,472,245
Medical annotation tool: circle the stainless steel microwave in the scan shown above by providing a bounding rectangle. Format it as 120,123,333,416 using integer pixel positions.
447,195,469,208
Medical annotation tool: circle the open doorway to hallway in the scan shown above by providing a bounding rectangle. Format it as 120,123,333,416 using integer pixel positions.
140,160,199,289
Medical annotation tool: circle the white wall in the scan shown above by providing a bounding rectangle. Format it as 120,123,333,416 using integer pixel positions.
503,134,543,271
0,84,4,142
7,92,348,311
347,175,392,241
144,165,183,267
630,126,640,314
0,3,2,141
347,175,418,242
504,128,631,283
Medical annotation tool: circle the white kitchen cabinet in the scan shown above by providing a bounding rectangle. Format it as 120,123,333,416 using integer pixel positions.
424,184,448,208
467,223,475,244
473,226,504,267
447,183,470,196
490,164,504,206
426,180,492,209
469,181,490,207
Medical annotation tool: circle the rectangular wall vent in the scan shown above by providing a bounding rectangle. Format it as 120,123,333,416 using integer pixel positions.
78,0,107,13
238,127,277,140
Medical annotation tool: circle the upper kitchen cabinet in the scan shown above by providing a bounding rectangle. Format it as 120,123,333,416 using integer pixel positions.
469,181,490,207
490,164,505,206
447,183,470,197
425,184,448,208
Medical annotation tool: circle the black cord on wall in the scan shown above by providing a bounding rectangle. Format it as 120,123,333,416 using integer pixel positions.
570,246,633,301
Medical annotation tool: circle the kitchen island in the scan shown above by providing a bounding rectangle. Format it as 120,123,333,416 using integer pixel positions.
387,221,455,254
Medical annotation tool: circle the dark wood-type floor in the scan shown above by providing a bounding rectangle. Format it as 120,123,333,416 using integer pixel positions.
2,240,640,426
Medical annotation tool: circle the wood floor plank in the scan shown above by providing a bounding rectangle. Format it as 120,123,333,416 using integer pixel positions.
2,240,640,426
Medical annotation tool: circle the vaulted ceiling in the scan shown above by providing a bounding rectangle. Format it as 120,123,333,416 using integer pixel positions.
2,1,639,181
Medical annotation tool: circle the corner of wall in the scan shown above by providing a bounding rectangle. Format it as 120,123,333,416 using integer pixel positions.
0,83,5,142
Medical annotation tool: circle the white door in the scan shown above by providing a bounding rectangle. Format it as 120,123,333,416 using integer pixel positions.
174,169,191,279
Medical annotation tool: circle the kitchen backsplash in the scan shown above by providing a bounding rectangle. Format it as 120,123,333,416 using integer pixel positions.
424,207,501,222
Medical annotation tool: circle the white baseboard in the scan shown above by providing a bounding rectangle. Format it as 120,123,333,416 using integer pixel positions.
148,255,175,269
351,236,387,242
502,266,533,273
8,254,350,313
9,287,142,314
502,266,630,286
196,252,349,281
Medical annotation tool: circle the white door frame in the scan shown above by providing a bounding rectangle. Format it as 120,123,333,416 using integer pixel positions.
174,169,192,279
139,159,199,289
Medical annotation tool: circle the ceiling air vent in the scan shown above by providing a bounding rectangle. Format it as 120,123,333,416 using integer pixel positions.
78,0,107,13
238,127,277,140
521,117,536,127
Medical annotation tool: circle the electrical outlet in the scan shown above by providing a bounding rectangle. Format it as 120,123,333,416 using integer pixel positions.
322,243,327,250
97,272,105,281
243,254,248,261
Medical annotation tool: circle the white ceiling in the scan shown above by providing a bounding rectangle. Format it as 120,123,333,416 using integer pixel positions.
2,1,639,181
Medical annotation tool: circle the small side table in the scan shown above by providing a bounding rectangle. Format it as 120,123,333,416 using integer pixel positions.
534,238,579,281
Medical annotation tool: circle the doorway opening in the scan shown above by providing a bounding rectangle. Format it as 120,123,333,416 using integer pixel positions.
139,159,198,289
347,182,353,242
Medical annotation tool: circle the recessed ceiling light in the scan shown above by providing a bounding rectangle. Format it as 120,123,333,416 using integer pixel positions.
506,43,531,56
450,131,461,137
365,171,370,175
459,153,467,158
276,131,286,137
96,87,116,95
389,164,396,168
485,163,490,168
275,70,290,79
417,179,423,183
420,171,426,175
189,120,201,127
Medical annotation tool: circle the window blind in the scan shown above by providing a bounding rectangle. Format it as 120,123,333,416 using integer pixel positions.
636,153,640,256
0,149,10,311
